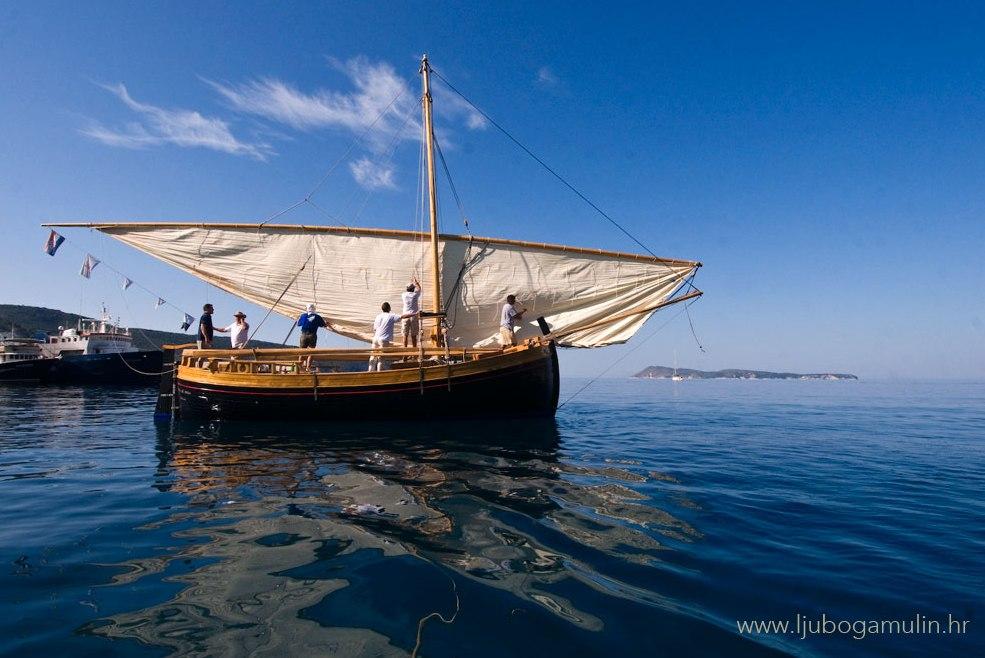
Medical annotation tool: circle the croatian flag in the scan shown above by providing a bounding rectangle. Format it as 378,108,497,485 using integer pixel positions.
43,230,65,256
155,298,166,309
121,277,133,290
79,254,100,279
180,313,194,331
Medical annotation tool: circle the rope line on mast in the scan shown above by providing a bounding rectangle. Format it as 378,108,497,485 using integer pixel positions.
684,298,705,353
441,239,487,330
433,136,471,235
678,269,706,353
52,233,195,321
304,198,344,224
256,87,408,228
345,107,417,225
430,67,663,260
557,303,690,409
117,288,169,350
245,253,314,346
305,89,407,201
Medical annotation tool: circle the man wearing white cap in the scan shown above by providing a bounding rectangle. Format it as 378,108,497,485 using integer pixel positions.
297,303,327,348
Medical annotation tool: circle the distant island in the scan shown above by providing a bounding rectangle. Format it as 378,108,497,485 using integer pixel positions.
634,365,858,380
0,304,280,350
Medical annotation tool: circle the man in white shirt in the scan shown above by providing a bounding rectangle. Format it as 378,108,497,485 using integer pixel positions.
499,294,527,347
401,277,422,348
223,312,250,349
369,302,417,371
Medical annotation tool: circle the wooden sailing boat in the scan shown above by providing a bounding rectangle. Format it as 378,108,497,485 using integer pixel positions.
45,56,702,421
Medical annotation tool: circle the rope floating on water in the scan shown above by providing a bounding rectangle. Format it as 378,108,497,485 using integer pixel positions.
411,576,460,658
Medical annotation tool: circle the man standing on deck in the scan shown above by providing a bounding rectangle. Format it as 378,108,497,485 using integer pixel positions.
499,294,527,347
401,277,422,348
368,302,418,371
198,303,228,349
297,303,327,348
223,311,250,349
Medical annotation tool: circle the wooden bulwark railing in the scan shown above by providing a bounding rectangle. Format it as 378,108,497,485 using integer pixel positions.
182,346,503,361
172,342,541,376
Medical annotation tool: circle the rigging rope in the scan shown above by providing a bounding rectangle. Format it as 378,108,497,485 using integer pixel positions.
433,136,471,234
346,107,417,226
441,239,487,330
245,253,313,346
117,287,169,350
430,67,662,260
113,350,176,377
681,271,706,352
257,87,408,228
557,302,691,409
54,233,195,321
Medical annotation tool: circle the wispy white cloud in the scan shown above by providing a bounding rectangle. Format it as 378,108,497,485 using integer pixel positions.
206,57,486,187
205,58,418,151
208,57,487,143
83,58,487,189
536,66,560,88
81,83,272,160
348,157,397,190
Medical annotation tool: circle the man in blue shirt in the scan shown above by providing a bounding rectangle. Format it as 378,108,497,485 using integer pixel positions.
297,303,327,348
198,303,228,348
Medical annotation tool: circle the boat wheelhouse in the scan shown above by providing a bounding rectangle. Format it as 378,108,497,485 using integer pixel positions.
41,313,137,358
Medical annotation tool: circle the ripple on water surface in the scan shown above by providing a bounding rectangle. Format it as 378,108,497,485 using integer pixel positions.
0,380,982,657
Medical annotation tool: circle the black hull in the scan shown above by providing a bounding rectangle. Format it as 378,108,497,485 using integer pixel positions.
42,351,164,386
175,343,560,421
0,358,59,383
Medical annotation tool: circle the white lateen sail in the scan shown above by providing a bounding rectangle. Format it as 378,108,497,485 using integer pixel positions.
58,222,700,348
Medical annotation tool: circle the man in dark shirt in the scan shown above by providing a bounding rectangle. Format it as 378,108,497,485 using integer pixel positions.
297,303,327,348
198,303,228,348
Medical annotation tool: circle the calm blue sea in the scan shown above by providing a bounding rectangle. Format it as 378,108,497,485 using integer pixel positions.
0,379,981,657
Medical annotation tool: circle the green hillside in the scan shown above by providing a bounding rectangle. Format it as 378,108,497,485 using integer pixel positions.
0,304,280,350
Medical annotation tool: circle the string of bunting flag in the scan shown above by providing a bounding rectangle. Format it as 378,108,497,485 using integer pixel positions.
43,229,196,331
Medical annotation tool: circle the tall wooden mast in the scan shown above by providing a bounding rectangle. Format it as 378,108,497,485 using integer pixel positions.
420,54,442,343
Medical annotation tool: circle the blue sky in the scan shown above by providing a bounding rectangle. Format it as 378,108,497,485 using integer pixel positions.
2,1,983,379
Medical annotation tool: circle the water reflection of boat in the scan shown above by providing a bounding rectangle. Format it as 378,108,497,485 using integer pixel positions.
74,421,786,658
